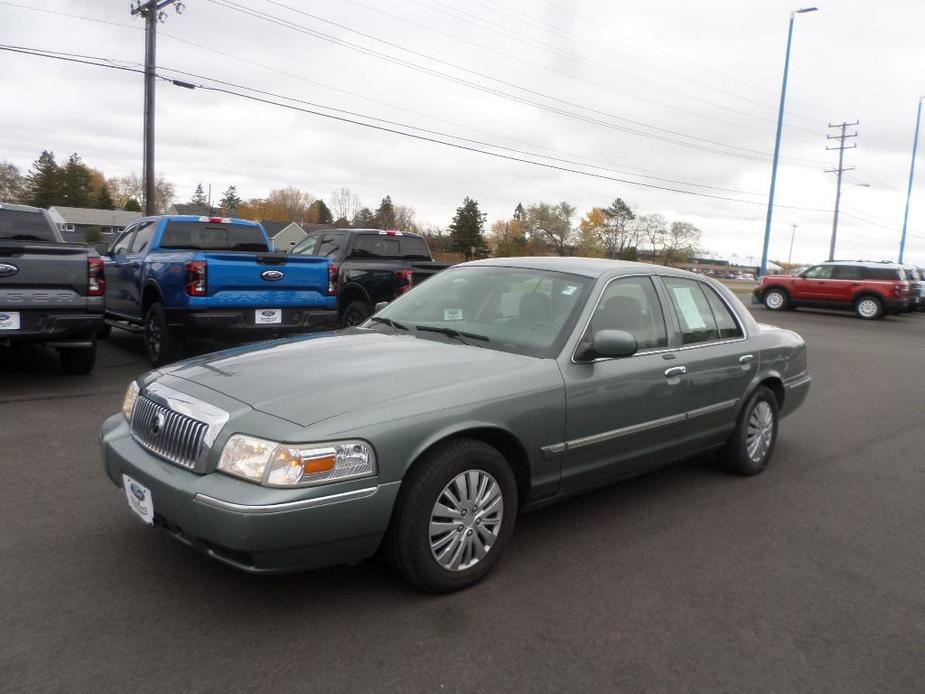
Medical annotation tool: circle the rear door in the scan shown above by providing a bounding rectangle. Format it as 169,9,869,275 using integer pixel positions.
830,264,863,303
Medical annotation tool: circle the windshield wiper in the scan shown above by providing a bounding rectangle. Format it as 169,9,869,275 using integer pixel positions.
369,316,409,331
414,325,490,344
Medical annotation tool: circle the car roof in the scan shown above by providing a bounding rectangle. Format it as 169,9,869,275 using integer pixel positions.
819,260,903,268
0,202,44,213
464,256,698,279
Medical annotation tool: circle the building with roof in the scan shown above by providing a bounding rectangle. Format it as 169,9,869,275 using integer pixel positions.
261,221,308,251
47,206,143,243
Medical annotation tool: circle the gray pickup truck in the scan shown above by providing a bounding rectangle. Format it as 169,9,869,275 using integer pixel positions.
0,203,105,374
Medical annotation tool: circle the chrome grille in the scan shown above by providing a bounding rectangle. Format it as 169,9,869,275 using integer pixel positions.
131,394,209,470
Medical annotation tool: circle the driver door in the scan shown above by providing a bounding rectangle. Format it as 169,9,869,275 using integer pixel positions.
104,225,136,317
558,275,689,491
792,264,833,302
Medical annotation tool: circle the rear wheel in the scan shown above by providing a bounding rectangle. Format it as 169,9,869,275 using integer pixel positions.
763,288,788,311
719,386,779,476
144,302,182,366
854,295,883,320
97,323,112,339
59,341,97,375
385,438,518,592
340,300,371,328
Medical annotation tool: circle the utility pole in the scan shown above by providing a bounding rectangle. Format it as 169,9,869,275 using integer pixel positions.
788,222,798,265
130,0,184,216
825,120,858,261
899,97,923,263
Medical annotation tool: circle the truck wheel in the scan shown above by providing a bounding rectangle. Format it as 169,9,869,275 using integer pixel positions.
144,302,182,366
763,289,788,311
341,300,371,328
385,438,518,593
97,323,112,339
59,341,97,375
719,386,779,476
854,296,883,320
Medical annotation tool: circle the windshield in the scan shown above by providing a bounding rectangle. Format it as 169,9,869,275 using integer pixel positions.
160,222,269,252
373,265,593,357
0,209,58,242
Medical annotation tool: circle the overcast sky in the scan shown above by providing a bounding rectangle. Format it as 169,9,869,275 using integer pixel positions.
2,0,924,264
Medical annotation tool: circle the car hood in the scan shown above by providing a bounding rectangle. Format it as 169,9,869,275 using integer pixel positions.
159,330,541,427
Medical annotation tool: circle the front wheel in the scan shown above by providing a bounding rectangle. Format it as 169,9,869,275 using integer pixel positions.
385,438,518,592
854,296,883,320
144,302,182,366
719,386,779,476
763,289,789,311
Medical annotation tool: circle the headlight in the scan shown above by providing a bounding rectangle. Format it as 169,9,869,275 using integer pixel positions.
217,435,377,487
122,381,140,421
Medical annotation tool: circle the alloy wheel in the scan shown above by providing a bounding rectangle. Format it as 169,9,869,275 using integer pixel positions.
429,469,504,572
857,299,879,318
746,401,774,462
765,291,784,309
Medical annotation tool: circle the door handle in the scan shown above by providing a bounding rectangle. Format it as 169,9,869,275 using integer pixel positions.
664,366,687,378
738,354,756,364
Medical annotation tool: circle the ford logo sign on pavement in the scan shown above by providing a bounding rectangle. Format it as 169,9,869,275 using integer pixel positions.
261,270,284,281
0,263,18,278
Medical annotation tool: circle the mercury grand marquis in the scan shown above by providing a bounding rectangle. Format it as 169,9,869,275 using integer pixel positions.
101,257,811,592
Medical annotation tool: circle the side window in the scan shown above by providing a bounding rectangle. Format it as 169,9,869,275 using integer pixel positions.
832,265,863,280
588,276,667,351
803,265,833,279
317,233,345,258
112,226,135,254
130,222,156,253
662,277,720,344
862,267,899,281
702,285,743,339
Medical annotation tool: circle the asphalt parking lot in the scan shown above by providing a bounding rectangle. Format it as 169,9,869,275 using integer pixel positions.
2,306,923,693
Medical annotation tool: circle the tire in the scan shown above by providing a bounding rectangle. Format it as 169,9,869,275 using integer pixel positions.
340,300,371,328
385,437,518,593
763,288,788,311
59,341,97,375
719,386,779,476
854,295,883,320
97,323,112,339
144,302,182,366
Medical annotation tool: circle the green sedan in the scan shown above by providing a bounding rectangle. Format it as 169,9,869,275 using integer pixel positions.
101,257,811,592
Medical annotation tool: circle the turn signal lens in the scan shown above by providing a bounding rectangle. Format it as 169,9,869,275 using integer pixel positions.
122,381,140,421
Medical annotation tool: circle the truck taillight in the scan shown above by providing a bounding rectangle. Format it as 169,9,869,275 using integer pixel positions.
88,257,105,297
395,268,413,296
327,264,338,296
184,260,207,296
894,282,909,297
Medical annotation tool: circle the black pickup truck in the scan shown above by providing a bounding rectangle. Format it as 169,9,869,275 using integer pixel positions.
290,228,453,326
0,203,105,373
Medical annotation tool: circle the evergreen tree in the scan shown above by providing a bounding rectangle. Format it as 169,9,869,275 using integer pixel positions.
94,181,115,210
124,198,143,212
191,182,208,206
25,150,62,208
352,207,375,227
449,196,487,259
60,153,94,207
513,202,526,221
313,199,333,224
373,195,396,229
219,185,242,214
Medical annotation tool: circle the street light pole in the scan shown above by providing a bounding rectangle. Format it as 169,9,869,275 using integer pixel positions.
759,7,817,277
899,97,924,264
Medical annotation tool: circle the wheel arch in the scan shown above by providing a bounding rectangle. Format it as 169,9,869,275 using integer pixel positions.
141,281,164,314
338,282,372,315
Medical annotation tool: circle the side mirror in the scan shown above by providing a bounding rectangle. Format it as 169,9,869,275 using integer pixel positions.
374,301,389,313
577,329,637,361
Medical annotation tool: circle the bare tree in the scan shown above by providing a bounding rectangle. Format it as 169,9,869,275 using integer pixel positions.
108,173,175,212
393,204,416,231
329,187,361,223
525,201,576,256
635,213,668,259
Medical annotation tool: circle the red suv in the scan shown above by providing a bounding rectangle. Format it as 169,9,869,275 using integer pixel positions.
754,261,909,320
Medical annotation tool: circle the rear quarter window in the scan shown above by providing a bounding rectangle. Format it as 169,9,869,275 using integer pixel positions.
862,267,901,281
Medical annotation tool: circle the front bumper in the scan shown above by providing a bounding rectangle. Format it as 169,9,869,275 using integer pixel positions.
162,307,338,335
0,309,103,344
100,414,400,573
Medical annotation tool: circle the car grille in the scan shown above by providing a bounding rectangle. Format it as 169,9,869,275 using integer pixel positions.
130,394,209,470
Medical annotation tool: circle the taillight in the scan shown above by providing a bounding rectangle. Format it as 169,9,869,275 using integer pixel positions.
395,268,413,296
88,257,105,296
327,264,338,296
184,260,207,296
894,282,909,297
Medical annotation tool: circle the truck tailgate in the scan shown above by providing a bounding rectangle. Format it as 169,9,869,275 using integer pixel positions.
202,251,332,304
0,241,90,309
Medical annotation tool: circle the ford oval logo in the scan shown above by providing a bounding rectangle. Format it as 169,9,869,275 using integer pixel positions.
0,263,18,277
261,270,284,281
130,482,146,501
150,412,166,436
260,310,276,317
0,313,9,321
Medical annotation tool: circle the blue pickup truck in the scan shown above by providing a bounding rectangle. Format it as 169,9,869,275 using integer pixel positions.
101,215,337,365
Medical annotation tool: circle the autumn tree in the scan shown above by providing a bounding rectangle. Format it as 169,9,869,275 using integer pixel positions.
526,202,576,256
577,208,606,257
190,183,208,206
373,195,396,229
0,161,24,203
487,218,528,257
25,151,62,208
449,196,487,259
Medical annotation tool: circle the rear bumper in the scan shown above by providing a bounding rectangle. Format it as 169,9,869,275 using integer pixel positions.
782,372,811,417
0,309,103,344
163,307,339,334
